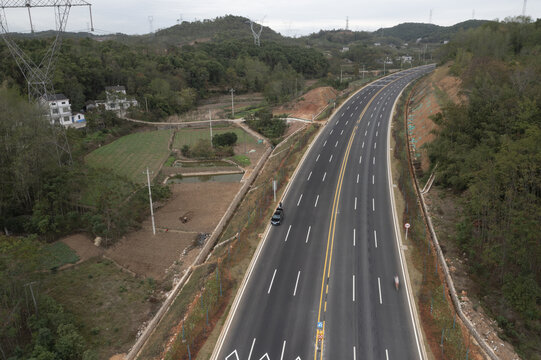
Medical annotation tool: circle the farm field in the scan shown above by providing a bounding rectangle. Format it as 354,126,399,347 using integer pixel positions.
86,130,172,183
172,126,257,150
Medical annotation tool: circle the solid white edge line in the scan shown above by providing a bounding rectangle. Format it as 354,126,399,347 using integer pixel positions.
387,75,430,360
293,271,301,296
305,226,311,243
248,338,256,360
280,340,286,360
378,277,382,304
268,269,277,294
284,225,291,242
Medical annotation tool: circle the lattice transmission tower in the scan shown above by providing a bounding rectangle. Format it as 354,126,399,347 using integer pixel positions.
0,0,94,165
248,19,263,46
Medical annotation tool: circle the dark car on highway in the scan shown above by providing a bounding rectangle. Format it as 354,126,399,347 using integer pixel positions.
271,207,284,226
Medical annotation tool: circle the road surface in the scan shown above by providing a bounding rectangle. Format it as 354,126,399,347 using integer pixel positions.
213,65,435,360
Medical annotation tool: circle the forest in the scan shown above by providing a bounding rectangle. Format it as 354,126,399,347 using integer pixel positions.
428,17,541,358
0,21,328,119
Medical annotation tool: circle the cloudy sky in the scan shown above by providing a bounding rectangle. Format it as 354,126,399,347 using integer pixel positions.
3,0,539,36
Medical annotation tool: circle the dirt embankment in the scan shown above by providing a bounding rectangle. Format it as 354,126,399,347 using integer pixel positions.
409,65,520,360
273,86,338,120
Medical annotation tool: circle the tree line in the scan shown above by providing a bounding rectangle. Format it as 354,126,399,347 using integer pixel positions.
0,32,328,119
428,17,541,358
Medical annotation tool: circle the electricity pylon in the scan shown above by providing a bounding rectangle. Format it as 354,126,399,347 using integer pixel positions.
0,0,94,165
248,19,263,46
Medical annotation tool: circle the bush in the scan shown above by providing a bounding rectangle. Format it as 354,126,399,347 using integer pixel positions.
212,132,237,147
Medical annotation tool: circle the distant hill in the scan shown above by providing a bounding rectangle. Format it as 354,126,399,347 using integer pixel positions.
374,20,490,43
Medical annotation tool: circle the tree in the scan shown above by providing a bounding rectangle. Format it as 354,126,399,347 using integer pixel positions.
212,132,237,147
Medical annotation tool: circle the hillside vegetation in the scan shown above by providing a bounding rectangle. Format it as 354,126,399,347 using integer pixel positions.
428,17,541,358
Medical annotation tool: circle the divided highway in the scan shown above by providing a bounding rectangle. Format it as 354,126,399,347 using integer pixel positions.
212,65,435,360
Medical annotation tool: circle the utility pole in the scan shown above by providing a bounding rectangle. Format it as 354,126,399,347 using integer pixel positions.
209,109,213,145
230,88,235,118
144,167,156,235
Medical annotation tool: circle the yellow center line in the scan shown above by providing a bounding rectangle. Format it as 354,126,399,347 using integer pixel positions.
313,72,415,360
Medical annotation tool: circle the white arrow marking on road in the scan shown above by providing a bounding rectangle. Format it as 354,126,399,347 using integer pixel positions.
248,338,256,360
284,225,291,242
225,349,239,360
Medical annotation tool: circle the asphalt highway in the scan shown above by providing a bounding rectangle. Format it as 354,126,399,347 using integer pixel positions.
213,65,435,360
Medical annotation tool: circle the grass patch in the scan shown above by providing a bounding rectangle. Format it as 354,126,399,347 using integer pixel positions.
231,105,266,119
229,155,250,167
42,258,156,359
42,242,79,270
86,130,172,183
164,155,176,167
173,127,256,149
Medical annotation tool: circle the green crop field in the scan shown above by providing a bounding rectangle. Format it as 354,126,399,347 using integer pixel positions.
173,126,257,149
86,130,172,183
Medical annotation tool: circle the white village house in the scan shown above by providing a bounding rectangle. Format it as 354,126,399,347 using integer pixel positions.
92,85,138,115
40,94,86,128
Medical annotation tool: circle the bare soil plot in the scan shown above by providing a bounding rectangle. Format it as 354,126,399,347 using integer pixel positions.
273,86,338,120
60,233,103,264
105,182,241,280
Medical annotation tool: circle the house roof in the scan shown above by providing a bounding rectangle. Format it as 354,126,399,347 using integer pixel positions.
105,85,126,91
42,93,68,101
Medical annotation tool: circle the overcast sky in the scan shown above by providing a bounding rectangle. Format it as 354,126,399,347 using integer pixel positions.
3,0,539,36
